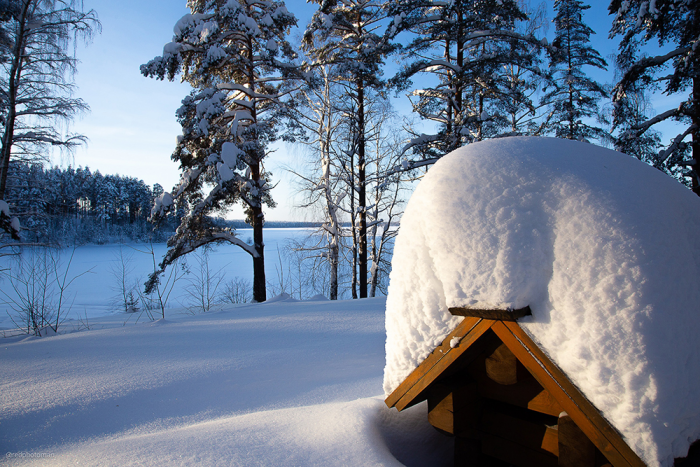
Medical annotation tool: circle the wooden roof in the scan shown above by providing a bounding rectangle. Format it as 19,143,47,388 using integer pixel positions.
384,309,647,467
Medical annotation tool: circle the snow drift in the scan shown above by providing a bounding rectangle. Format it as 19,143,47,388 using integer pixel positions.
1,298,453,466
383,136,700,467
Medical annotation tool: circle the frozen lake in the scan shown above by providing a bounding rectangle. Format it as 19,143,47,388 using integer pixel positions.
0,228,343,329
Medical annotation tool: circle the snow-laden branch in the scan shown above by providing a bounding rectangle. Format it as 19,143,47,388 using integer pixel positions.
660,125,697,165
615,46,692,98
618,107,681,138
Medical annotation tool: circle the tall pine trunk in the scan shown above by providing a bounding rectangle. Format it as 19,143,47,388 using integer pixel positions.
349,131,358,300
357,78,368,298
247,32,266,303
252,208,266,301
692,76,700,196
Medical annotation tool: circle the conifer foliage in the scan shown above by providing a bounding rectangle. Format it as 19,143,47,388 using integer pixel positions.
544,0,607,141
610,0,700,193
2,162,165,244
141,0,299,302
387,0,545,164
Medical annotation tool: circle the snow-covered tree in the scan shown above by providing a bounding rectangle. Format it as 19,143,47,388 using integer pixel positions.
288,56,405,300
387,0,547,165
543,0,607,141
609,0,700,193
365,109,404,298
0,0,98,240
303,0,394,298
493,1,553,136
286,63,346,299
141,0,299,302
609,61,663,169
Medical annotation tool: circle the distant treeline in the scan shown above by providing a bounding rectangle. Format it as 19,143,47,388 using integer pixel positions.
2,162,325,244
3,162,174,244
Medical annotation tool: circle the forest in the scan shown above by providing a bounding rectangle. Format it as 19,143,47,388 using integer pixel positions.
1,0,698,303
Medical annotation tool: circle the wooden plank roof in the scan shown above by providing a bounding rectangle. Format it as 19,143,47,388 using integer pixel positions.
384,312,647,467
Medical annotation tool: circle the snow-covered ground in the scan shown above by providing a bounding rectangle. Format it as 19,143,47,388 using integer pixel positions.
0,296,451,466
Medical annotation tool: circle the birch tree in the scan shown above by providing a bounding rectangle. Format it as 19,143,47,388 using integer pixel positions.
610,61,663,169
303,0,394,298
288,61,404,299
493,1,552,136
0,0,98,240
286,63,346,299
365,108,403,297
141,0,299,302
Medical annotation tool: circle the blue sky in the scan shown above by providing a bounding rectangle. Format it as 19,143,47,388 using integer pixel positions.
67,0,637,222
70,0,319,221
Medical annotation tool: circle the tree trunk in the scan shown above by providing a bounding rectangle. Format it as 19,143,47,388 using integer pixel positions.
252,203,266,302
247,26,266,303
445,40,453,143
329,241,338,300
692,76,700,196
321,93,339,301
0,2,30,200
567,24,575,139
454,8,465,149
357,79,368,299
349,131,358,300
369,221,378,298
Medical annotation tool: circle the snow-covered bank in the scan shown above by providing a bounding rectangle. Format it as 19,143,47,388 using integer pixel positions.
384,137,700,466
1,297,451,466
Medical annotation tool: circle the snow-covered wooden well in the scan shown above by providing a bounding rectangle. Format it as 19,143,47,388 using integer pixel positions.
383,137,700,467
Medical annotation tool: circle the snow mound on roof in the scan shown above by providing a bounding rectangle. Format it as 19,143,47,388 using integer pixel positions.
383,137,700,467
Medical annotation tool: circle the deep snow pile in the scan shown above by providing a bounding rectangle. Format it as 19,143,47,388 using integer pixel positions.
383,137,700,467
1,297,451,466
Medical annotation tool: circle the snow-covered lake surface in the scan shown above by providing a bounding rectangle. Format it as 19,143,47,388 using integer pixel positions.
0,228,325,329
0,296,451,466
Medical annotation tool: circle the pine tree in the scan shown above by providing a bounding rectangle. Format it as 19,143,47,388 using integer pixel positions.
543,0,607,141
387,0,542,164
610,0,700,193
493,1,553,136
141,0,299,302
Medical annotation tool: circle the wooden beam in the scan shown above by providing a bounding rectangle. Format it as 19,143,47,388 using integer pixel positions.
427,382,456,434
449,306,532,321
385,317,494,411
559,412,596,467
467,347,564,417
491,321,646,467
475,372,564,417
427,381,480,435
485,342,520,385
